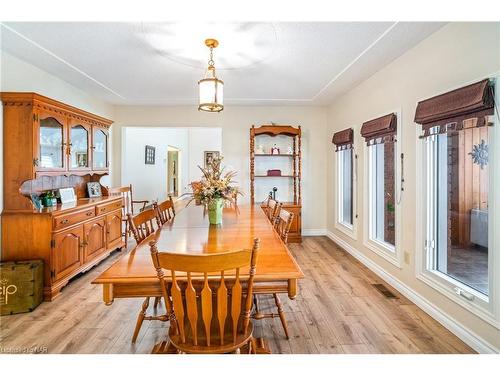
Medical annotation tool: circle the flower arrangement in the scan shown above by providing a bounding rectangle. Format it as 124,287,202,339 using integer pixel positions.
190,155,241,205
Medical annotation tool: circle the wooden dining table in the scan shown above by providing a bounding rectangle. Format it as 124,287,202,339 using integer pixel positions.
92,204,304,306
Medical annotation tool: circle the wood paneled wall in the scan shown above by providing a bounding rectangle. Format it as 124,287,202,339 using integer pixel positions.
450,121,489,247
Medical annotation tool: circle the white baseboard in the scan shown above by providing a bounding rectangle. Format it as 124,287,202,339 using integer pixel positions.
302,229,327,236
325,230,499,354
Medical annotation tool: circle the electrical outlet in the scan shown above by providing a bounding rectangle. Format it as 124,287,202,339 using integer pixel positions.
404,251,410,264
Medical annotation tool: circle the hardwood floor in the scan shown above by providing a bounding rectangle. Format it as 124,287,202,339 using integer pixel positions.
0,236,474,354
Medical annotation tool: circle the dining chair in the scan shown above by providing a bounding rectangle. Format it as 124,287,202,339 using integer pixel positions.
127,209,166,343
266,198,281,225
149,238,262,354
151,196,176,309
252,208,294,340
274,208,295,244
108,184,149,245
153,196,176,225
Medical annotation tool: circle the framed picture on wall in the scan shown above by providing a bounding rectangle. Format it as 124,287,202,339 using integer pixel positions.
204,151,220,168
145,145,156,165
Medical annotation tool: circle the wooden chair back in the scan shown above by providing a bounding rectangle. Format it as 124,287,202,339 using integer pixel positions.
153,196,176,225
275,209,294,244
128,208,160,245
109,184,148,216
149,238,260,353
266,198,281,225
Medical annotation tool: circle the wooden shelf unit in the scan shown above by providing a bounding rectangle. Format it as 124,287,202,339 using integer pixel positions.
1,92,124,301
250,124,302,242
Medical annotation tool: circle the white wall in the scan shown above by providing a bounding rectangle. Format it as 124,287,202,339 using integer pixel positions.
112,106,328,232
121,127,222,202
326,22,500,352
188,127,223,187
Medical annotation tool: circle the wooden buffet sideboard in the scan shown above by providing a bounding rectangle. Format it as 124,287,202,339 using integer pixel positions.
1,92,123,301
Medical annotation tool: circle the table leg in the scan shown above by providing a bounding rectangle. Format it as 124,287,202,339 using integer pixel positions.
103,284,114,305
288,279,297,299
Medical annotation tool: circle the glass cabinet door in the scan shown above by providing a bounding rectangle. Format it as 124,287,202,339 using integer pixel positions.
92,127,108,170
39,116,65,170
69,124,90,169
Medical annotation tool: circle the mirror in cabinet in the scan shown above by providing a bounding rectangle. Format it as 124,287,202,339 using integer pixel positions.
92,127,108,170
69,123,91,170
37,113,67,171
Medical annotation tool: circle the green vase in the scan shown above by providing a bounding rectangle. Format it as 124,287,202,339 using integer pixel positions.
208,198,224,225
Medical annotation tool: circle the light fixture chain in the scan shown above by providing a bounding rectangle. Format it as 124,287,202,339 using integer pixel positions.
208,47,215,67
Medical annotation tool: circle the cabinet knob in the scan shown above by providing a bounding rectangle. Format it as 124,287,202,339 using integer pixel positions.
60,219,69,224
86,212,93,216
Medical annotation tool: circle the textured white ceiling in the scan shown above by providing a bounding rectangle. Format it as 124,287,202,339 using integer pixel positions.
0,22,445,106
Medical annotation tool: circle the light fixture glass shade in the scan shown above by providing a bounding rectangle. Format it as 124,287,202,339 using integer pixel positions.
198,77,224,112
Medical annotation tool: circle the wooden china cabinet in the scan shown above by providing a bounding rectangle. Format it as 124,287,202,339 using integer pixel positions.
1,92,123,301
250,124,302,242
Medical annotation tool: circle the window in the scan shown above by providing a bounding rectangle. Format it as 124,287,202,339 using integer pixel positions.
415,78,499,323
370,141,395,248
338,148,353,226
361,113,400,264
426,126,490,296
333,128,356,235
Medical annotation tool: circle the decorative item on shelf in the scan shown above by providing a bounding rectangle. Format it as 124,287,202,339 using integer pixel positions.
267,169,282,176
30,194,42,210
271,144,280,155
76,152,88,167
87,182,102,198
190,155,241,225
256,144,265,154
198,38,224,113
145,145,156,165
270,187,278,200
286,146,293,155
41,191,55,207
204,150,220,169
59,187,76,204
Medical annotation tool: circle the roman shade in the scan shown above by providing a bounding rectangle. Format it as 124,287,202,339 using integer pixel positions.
360,113,397,145
332,128,354,151
414,79,494,137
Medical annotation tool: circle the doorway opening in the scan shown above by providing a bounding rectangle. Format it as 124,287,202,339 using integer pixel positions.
167,146,180,197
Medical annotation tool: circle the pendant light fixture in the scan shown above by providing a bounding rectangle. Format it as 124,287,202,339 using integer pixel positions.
198,38,224,112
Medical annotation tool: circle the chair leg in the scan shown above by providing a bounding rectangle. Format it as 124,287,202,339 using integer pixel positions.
153,297,161,309
123,220,129,249
273,293,290,340
132,297,150,343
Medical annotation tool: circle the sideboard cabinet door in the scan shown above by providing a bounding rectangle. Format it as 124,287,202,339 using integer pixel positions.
83,217,107,262
92,126,109,171
68,121,92,171
106,211,123,249
52,226,84,281
35,111,68,172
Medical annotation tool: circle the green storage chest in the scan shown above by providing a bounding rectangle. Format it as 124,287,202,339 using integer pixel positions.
0,260,44,315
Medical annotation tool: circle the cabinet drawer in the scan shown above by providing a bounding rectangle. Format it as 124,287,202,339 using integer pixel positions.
95,200,122,216
53,208,95,230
